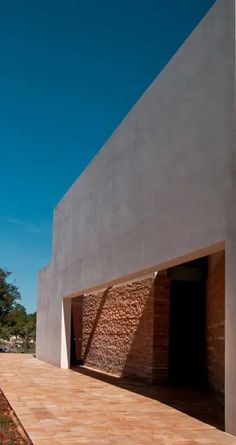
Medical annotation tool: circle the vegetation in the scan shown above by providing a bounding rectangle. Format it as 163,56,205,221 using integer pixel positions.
0,390,30,444
0,268,36,353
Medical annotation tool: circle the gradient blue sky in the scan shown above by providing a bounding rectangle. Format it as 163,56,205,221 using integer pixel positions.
0,0,216,313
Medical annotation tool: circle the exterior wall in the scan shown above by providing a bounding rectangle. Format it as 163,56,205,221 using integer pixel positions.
225,135,236,432
225,220,236,433
37,0,234,368
82,274,171,382
82,261,225,390
206,252,225,404
82,276,154,382
36,0,236,435
153,276,171,383
52,0,233,301
36,264,62,367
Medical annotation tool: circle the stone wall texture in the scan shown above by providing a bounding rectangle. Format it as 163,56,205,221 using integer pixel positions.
82,276,155,381
206,252,225,403
81,255,225,393
82,274,171,382
153,276,171,383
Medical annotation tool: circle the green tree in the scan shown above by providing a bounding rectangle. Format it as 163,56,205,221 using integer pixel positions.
0,268,36,352
7,305,36,352
0,269,21,335
21,312,36,352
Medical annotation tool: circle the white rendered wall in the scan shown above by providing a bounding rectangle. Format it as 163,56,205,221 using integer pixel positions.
37,0,236,433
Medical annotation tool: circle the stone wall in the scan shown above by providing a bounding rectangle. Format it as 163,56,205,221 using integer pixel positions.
82,276,155,381
153,275,171,383
206,252,225,403
81,256,225,393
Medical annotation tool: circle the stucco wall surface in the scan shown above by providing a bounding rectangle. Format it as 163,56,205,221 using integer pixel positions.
51,0,233,299
37,0,235,387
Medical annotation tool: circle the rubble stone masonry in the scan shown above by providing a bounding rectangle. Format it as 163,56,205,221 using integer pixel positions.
82,274,171,382
153,276,171,383
206,252,225,403
82,276,155,381
81,253,225,393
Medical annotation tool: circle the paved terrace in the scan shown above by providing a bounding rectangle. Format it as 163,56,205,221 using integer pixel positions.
0,354,235,445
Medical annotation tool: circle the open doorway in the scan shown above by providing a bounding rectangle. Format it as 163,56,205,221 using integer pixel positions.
168,257,207,385
166,252,225,403
153,251,225,429
69,250,225,430
70,297,84,366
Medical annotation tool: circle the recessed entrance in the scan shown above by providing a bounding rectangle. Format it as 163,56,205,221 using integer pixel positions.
153,251,225,429
70,297,83,366
168,257,207,385
69,250,225,430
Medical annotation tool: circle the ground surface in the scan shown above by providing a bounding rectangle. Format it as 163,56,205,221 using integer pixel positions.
0,389,30,444
0,354,235,445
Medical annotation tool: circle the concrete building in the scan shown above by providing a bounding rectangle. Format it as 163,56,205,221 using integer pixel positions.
36,0,236,435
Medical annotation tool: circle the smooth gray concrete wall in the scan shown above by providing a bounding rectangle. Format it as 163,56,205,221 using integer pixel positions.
50,0,233,295
37,1,235,430
36,264,62,366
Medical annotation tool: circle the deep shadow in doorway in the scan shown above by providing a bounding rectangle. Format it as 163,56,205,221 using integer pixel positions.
168,257,208,386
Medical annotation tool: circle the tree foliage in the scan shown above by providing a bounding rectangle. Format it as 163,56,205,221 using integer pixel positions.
0,269,21,321
0,268,36,352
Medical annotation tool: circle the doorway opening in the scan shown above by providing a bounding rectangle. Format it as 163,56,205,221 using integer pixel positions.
70,297,84,366
168,257,207,385
69,250,225,430
153,251,225,429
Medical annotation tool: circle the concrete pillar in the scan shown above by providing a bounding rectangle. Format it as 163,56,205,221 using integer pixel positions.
61,298,72,369
225,0,235,429
225,235,236,434
225,104,236,433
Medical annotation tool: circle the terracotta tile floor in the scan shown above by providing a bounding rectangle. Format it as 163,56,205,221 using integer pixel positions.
0,354,235,445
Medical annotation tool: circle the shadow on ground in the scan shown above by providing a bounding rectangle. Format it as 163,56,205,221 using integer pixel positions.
72,365,224,431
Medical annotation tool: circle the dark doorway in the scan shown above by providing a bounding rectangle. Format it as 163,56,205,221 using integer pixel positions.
168,258,207,385
70,297,84,366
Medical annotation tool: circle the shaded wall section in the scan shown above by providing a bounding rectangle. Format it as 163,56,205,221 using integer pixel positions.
81,274,171,383
206,252,225,403
153,275,171,383
82,276,154,381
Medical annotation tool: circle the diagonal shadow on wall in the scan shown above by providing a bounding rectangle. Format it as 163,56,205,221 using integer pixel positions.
71,275,224,431
82,287,111,362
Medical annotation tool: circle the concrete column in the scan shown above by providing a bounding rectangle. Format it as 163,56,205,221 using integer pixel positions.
225,90,236,433
225,2,235,431
61,298,72,369
225,233,236,434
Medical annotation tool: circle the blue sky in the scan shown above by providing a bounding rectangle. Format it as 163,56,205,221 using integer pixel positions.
0,0,216,313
